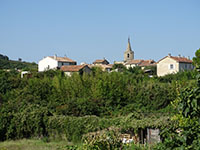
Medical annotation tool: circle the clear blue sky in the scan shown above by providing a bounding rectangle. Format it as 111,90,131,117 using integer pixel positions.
0,0,199,64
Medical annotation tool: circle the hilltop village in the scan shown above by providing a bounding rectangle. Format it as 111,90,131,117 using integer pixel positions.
38,38,194,77
0,41,199,149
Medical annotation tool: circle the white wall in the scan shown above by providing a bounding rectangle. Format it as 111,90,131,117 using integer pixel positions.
64,72,73,76
157,57,194,76
38,57,58,72
157,57,178,76
125,64,137,69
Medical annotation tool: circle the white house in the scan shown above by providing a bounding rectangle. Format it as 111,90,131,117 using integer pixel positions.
157,54,194,76
38,55,76,72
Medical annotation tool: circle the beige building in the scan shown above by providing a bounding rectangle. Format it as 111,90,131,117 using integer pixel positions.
157,54,193,76
125,59,156,69
93,58,109,65
91,58,113,72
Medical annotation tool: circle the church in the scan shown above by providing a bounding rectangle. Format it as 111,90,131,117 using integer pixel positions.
115,38,156,69
124,37,134,62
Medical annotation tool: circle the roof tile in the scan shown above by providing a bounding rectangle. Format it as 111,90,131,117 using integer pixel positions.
60,65,86,72
49,56,76,63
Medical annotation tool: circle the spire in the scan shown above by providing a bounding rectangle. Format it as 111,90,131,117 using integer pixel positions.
127,37,132,51
124,37,134,61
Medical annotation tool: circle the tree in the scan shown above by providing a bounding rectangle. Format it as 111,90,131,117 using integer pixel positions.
112,63,126,72
157,73,200,149
193,48,200,69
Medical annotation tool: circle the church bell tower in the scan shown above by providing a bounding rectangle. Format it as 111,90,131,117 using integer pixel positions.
124,37,134,62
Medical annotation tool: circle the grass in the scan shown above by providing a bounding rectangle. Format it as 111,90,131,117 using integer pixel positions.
0,139,72,150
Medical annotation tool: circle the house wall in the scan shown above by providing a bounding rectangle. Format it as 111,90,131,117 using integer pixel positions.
157,57,178,76
125,64,137,69
38,57,58,72
94,60,109,65
64,72,74,76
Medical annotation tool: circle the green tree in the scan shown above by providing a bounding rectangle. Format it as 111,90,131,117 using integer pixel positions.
193,48,200,69
156,74,200,150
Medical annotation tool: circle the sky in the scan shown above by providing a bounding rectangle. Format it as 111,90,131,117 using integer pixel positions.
0,0,200,64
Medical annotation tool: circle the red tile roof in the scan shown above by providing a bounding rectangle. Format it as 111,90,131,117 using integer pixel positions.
60,65,86,72
93,59,109,64
49,56,76,63
157,56,192,63
139,60,156,67
170,56,192,63
94,59,105,63
90,64,113,69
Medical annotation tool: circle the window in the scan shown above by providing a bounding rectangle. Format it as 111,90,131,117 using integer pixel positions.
170,64,174,69
127,54,129,58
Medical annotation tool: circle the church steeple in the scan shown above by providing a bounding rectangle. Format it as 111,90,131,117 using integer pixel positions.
127,37,132,51
124,37,134,62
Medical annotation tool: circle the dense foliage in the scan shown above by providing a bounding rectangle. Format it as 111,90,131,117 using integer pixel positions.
0,54,37,70
155,74,200,150
0,67,196,142
193,48,200,69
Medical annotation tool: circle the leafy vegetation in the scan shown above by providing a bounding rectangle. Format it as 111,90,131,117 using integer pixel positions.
0,52,199,149
154,73,200,150
0,54,37,70
193,48,200,69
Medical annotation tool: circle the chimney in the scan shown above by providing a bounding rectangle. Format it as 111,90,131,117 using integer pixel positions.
178,54,181,58
187,56,190,60
54,54,57,59
168,53,171,57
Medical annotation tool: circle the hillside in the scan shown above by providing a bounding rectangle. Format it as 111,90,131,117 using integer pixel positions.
0,54,37,70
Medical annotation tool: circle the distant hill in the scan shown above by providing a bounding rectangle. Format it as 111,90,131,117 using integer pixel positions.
0,54,38,70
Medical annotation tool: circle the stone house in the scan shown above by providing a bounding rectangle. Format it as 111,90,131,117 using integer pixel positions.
139,60,156,68
93,58,109,65
60,65,91,76
38,55,76,72
125,59,156,69
157,54,193,76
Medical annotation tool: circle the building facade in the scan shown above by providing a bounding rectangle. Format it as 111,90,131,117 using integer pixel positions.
157,54,193,76
38,55,76,72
